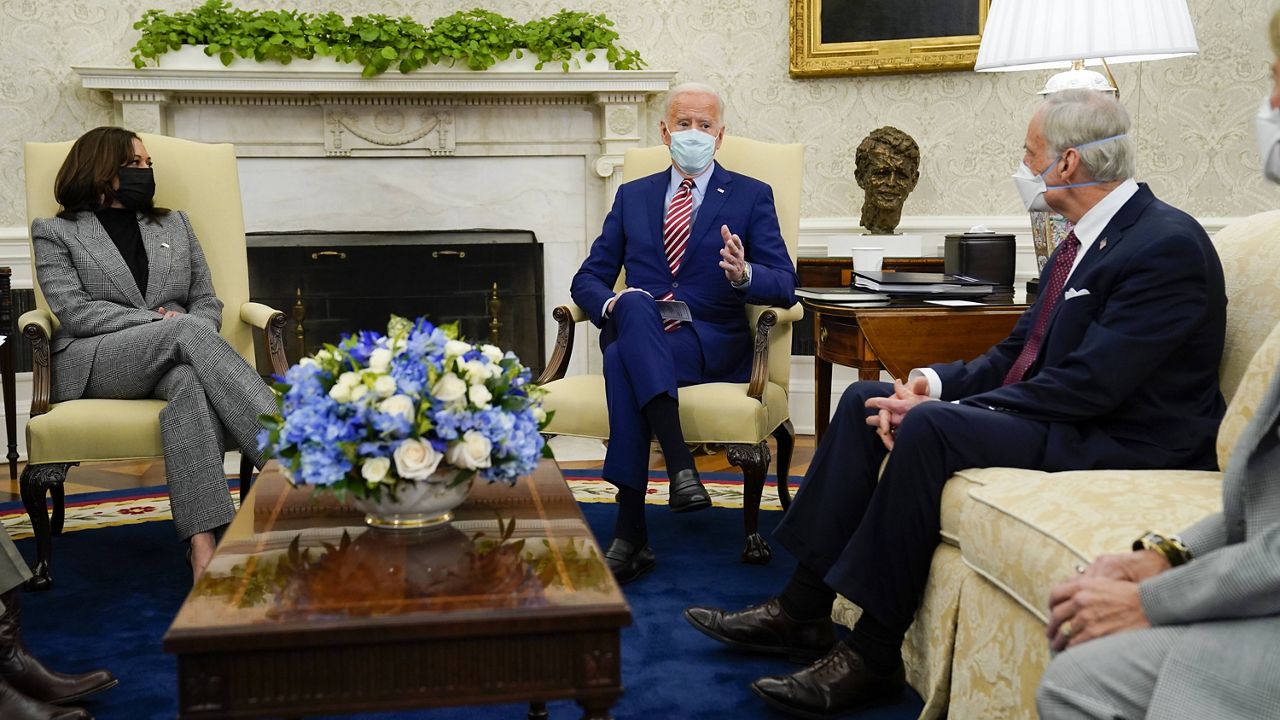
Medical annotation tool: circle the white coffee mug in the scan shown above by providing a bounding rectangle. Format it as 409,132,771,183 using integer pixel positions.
851,247,885,273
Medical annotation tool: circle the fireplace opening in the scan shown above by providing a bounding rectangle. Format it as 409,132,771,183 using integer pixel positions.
247,230,545,375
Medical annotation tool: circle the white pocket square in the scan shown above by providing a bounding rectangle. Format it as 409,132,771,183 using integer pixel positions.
1064,288,1090,300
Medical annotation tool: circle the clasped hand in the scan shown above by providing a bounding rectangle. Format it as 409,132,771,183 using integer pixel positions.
864,377,934,450
1044,550,1168,652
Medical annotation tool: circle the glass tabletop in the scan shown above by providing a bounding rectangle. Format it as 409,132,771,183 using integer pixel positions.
166,460,627,640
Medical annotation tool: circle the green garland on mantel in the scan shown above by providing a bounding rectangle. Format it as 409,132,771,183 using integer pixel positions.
130,0,646,77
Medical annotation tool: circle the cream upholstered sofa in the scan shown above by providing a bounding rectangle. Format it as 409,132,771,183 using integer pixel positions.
833,209,1280,719
537,136,805,564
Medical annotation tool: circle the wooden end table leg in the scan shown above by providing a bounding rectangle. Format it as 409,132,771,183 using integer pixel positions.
815,355,832,444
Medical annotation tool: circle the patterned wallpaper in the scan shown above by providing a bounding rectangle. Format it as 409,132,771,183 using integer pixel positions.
1,0,1277,229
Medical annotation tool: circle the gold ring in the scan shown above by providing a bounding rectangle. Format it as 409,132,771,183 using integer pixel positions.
1075,564,1087,574
1061,621,1074,638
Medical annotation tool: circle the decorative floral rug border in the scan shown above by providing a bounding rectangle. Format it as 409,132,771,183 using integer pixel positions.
0,471,789,539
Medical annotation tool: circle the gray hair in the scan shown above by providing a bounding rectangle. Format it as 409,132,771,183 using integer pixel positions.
1039,89,1135,182
664,82,725,124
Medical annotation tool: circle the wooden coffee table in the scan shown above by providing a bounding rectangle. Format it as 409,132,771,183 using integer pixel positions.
164,460,632,719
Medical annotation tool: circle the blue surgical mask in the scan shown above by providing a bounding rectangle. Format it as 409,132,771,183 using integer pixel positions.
1011,133,1128,212
668,129,717,176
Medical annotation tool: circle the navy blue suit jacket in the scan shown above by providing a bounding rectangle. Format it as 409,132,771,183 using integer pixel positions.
935,184,1227,471
571,163,798,382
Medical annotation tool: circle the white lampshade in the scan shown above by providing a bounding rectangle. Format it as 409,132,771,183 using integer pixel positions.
975,0,1198,72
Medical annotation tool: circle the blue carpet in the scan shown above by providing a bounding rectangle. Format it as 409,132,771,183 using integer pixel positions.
14,502,922,719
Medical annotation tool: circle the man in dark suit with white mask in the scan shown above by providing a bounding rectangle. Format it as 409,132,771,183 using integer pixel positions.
684,89,1228,718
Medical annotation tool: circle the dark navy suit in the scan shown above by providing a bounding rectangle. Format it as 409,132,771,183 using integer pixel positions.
774,184,1227,636
571,162,798,490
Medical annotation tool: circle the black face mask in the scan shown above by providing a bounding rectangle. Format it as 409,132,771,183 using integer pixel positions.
113,167,156,211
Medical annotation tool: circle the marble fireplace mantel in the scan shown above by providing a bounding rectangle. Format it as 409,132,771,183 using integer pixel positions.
75,65,678,378
75,65,676,196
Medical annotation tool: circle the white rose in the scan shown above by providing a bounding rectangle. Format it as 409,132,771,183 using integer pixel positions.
373,375,398,398
532,406,547,424
378,394,416,423
337,371,360,388
328,383,352,403
468,384,492,408
394,438,443,480
315,349,333,364
299,357,316,367
432,373,467,404
361,456,391,486
350,384,370,402
369,348,393,373
445,339,472,357
446,430,492,470
463,360,489,385
480,344,504,363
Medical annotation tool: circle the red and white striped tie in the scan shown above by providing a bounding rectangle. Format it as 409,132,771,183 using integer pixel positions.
659,178,694,332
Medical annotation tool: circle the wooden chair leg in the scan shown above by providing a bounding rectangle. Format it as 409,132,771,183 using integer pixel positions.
727,440,772,565
239,454,255,503
771,419,795,511
49,482,65,536
19,463,73,592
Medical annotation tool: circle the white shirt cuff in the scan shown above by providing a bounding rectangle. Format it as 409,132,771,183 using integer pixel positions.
601,298,613,320
909,367,943,399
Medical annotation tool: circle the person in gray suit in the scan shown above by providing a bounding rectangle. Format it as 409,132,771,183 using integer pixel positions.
1037,364,1280,718
31,127,276,581
0,529,115,719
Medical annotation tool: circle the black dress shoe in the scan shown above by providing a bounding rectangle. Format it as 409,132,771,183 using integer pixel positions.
603,538,655,585
668,468,711,513
751,641,904,719
683,598,836,662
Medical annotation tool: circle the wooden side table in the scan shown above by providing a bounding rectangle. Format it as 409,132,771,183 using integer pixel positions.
803,298,1025,441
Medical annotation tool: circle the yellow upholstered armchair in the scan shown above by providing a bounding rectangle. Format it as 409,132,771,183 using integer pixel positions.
537,136,804,564
20,134,289,590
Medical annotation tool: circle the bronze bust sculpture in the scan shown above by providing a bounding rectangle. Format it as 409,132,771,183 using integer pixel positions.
854,126,921,234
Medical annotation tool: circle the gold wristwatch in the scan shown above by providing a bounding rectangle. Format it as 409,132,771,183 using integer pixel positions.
1132,531,1193,567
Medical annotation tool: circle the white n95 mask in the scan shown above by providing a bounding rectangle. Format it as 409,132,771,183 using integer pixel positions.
1010,133,1128,213
1255,97,1280,184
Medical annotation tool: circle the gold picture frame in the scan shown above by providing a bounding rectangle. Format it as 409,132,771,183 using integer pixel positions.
790,0,990,78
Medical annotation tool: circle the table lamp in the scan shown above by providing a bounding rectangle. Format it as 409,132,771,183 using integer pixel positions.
974,0,1199,96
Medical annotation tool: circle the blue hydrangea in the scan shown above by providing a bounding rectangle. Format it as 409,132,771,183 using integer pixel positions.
262,315,545,491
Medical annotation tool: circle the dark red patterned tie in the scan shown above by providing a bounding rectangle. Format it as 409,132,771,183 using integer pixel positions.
658,178,695,332
1002,230,1082,385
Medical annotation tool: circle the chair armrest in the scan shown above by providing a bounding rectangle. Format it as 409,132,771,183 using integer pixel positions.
20,309,54,417
746,303,803,401
239,302,290,377
536,304,589,385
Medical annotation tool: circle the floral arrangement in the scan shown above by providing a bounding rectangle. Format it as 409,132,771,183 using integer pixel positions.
259,316,547,497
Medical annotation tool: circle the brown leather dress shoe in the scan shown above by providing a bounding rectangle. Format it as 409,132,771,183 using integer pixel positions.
0,590,117,705
751,641,904,719
683,598,837,662
668,468,711,513
0,674,91,720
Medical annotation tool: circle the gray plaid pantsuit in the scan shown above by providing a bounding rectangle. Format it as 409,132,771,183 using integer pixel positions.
31,211,275,539
1038,364,1280,719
